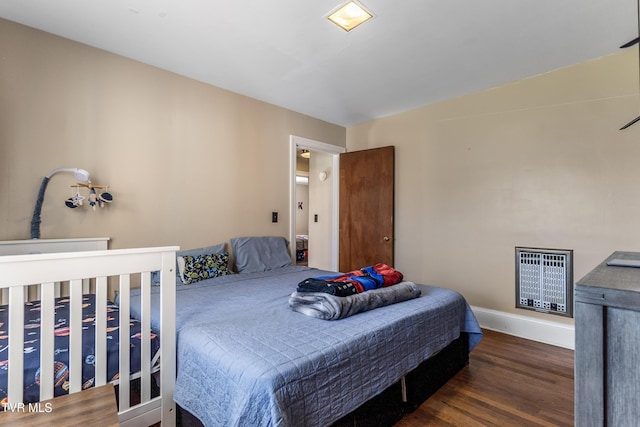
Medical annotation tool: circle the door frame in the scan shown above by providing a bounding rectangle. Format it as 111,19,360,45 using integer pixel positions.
289,135,346,271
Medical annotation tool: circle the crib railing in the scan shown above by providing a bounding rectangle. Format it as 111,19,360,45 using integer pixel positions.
0,246,178,427
0,237,110,305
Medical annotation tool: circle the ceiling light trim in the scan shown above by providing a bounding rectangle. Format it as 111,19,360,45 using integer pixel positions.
326,0,374,32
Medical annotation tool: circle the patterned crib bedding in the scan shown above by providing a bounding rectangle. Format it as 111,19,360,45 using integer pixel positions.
0,294,160,404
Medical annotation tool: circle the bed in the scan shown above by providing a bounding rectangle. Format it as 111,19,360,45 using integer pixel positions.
0,245,178,427
130,236,483,427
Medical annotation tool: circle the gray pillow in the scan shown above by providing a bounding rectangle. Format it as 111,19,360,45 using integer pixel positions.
231,236,292,273
151,242,226,285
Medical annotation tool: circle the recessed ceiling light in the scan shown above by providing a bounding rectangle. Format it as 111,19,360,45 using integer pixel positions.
327,1,374,32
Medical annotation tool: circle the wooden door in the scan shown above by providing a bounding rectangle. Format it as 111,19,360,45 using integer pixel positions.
339,146,395,272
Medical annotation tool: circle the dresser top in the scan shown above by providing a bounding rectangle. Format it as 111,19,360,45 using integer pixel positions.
577,251,640,293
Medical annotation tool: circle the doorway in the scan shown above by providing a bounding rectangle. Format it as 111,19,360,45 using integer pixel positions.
289,135,345,271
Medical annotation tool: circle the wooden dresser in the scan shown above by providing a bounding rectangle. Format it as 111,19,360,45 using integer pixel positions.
575,251,640,426
1,383,119,426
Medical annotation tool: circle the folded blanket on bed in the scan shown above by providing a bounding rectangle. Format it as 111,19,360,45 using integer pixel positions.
297,263,404,296
289,281,421,320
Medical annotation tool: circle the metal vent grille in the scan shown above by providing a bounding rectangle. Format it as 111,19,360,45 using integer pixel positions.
515,247,573,317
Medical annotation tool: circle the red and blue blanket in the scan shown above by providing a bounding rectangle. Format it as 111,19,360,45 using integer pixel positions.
297,263,404,296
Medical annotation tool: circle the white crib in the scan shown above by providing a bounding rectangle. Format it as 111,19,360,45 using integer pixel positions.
0,245,178,426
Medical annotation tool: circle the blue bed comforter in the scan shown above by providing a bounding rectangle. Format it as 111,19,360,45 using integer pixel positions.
129,266,482,427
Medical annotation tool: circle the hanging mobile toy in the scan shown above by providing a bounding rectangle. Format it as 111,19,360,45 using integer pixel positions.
88,187,98,210
65,186,77,208
98,186,113,207
73,187,85,206
68,182,112,210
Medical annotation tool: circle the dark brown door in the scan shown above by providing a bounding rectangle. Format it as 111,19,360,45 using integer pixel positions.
339,146,394,272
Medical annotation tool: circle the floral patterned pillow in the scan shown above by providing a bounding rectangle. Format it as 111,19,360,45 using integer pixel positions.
177,252,230,285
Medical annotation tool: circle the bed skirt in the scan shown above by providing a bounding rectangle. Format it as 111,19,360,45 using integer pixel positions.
176,332,469,427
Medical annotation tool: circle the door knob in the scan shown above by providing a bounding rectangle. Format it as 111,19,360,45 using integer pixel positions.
383,236,390,241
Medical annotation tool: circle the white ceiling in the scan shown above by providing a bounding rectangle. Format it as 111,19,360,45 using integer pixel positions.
0,0,636,127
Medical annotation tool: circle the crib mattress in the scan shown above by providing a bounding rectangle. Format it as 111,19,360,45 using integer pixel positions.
0,294,160,403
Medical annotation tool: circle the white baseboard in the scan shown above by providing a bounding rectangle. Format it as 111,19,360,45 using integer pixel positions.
470,306,575,350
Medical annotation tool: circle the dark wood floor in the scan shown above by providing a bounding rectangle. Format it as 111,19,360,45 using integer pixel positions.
396,329,575,427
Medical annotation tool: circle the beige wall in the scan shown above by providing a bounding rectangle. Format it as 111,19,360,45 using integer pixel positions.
0,19,345,251
348,50,640,324
308,151,334,270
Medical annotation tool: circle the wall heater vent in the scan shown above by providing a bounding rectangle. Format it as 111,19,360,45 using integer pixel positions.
515,247,573,318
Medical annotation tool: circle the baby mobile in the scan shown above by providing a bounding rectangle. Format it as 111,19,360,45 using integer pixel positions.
65,182,113,210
